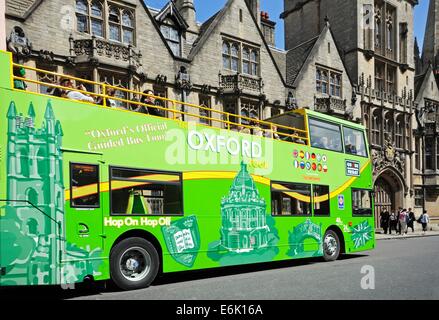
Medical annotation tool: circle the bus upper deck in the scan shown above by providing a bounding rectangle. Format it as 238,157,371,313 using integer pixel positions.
4,51,368,159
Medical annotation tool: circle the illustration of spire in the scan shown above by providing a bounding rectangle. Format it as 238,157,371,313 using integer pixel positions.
7,102,17,133
2,99,102,287
220,162,269,253
28,102,36,119
44,101,55,135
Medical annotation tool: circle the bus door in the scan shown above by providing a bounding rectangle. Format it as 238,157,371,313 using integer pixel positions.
62,151,105,264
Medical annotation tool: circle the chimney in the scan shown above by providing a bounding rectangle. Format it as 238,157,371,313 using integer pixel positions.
261,11,276,47
246,0,261,25
175,0,197,32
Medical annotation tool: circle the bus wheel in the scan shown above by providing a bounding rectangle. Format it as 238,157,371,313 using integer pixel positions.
322,230,340,262
110,237,159,291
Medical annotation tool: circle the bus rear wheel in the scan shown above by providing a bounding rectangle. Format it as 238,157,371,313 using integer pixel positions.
110,237,159,291
323,230,340,262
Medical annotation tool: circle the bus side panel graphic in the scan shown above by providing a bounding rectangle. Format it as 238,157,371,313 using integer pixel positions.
0,84,375,288
207,163,280,266
0,101,103,286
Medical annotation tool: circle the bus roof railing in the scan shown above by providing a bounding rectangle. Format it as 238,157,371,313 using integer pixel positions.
11,63,310,144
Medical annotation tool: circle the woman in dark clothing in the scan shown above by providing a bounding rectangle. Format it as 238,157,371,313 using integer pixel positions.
140,90,165,116
380,209,390,234
407,208,416,233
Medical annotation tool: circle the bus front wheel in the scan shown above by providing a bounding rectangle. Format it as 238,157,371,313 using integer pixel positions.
110,237,159,291
322,230,340,262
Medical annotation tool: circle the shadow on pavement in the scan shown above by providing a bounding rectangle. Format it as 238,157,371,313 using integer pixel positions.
154,253,368,286
0,253,368,299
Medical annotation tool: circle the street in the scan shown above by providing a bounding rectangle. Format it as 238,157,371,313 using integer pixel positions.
1,235,438,300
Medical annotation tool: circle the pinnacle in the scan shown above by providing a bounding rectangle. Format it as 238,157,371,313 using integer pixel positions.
7,101,17,118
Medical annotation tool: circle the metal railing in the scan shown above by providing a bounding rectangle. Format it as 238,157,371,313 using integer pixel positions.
11,63,309,144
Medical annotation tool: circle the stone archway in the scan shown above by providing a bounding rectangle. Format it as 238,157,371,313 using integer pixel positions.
373,167,406,228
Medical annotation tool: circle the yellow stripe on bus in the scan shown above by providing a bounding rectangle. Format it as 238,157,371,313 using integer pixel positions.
65,161,370,202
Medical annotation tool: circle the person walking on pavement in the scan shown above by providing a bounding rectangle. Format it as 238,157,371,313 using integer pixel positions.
407,208,416,233
380,209,390,234
396,207,402,234
398,209,408,235
419,210,430,235
389,211,397,234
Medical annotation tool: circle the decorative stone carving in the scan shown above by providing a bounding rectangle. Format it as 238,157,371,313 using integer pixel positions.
285,92,298,110
314,96,347,114
7,27,32,58
372,134,405,176
155,74,168,85
200,84,212,94
219,73,264,95
38,50,55,63
175,68,193,91
71,37,142,70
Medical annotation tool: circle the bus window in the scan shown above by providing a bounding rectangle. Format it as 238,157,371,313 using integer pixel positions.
343,127,367,157
70,163,100,208
313,185,330,216
271,182,311,216
110,167,182,216
309,118,343,152
352,189,373,216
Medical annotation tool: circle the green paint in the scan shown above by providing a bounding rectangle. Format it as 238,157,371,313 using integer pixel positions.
351,221,373,249
207,163,280,266
288,219,323,258
220,162,270,252
0,48,375,287
162,215,200,267
0,51,12,90
1,101,102,286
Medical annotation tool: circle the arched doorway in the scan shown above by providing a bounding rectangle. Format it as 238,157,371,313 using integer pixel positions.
374,178,394,228
373,168,405,228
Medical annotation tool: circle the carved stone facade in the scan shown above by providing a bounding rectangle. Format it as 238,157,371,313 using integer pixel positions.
5,0,438,223
282,0,419,225
5,0,288,127
371,134,405,176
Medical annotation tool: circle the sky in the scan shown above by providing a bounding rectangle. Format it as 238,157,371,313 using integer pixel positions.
146,0,430,51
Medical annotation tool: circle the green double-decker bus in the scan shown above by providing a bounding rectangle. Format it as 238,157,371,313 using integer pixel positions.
0,50,374,290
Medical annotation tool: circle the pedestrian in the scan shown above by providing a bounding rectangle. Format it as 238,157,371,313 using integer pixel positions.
389,211,397,234
396,207,402,234
399,209,408,235
380,209,390,234
419,210,430,235
407,208,415,233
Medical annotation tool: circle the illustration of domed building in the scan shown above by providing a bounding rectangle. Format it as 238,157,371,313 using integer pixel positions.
220,162,270,253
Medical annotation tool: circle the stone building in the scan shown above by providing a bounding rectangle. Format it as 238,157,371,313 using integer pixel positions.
282,0,419,225
5,0,291,126
413,0,439,220
284,21,355,118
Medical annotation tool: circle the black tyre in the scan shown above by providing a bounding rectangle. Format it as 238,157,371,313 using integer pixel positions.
110,237,159,291
322,230,340,262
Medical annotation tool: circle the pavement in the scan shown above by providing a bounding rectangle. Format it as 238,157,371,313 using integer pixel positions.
69,235,439,300
375,229,439,240
1,233,439,301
